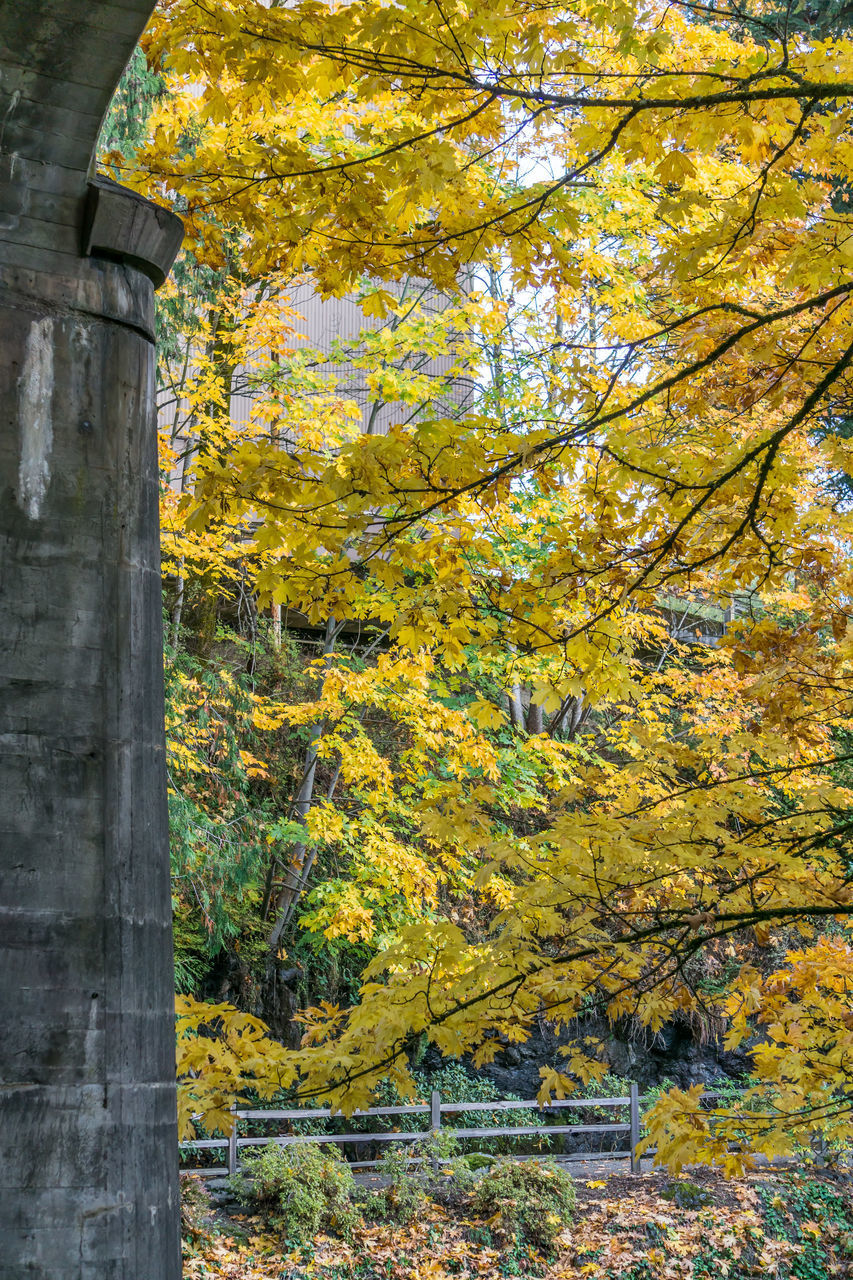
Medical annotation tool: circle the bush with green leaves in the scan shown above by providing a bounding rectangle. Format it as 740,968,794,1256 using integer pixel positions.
335,1062,549,1156
420,1063,547,1152
472,1158,576,1253
364,1132,476,1223
637,1076,674,1117
369,1143,427,1224
423,1131,480,1208
231,1142,357,1243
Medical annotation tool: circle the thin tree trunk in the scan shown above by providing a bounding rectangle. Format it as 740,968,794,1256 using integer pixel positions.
270,602,282,648
169,419,196,648
171,567,185,649
266,616,337,952
268,353,284,649
508,685,525,729
549,692,589,740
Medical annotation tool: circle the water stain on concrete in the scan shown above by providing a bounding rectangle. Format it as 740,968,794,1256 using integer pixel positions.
17,316,55,520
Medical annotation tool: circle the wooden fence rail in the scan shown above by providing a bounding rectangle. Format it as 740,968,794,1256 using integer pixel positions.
180,1082,645,1178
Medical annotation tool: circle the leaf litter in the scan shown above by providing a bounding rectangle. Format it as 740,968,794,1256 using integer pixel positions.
183,1167,853,1279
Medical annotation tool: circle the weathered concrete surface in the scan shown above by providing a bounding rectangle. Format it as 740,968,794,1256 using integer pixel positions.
84,175,185,287
0,3,183,1275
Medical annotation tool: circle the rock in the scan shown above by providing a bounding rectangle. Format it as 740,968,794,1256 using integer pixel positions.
423,1014,751,1100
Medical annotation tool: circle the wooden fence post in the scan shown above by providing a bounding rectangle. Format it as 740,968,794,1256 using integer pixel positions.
629,1083,641,1174
228,1105,239,1178
811,1130,828,1169
429,1091,441,1172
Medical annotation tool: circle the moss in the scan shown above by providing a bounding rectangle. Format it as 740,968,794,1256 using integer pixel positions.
661,1179,712,1209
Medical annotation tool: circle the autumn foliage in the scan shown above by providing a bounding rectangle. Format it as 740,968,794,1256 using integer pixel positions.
104,0,853,1171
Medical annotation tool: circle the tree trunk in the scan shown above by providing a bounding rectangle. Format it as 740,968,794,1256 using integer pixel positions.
271,602,283,647
526,699,544,735
507,685,525,730
266,617,338,952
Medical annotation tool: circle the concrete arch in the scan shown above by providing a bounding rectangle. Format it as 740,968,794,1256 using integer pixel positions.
0,1,180,269
1,4,183,1275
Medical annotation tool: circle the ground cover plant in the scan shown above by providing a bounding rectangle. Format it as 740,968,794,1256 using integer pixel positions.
471,1159,577,1252
182,1166,853,1279
230,1143,358,1244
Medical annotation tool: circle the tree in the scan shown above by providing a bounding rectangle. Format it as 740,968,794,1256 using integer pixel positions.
130,0,853,1165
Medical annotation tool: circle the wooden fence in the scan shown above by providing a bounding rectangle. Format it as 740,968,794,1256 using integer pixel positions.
180,1084,644,1178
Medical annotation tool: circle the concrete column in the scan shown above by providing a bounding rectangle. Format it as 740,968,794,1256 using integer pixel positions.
0,5,184,1274
0,182,183,1279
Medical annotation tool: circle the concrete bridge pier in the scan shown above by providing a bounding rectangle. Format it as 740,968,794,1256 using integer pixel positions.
0,4,183,1275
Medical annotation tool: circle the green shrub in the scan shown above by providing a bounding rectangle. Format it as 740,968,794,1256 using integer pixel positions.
472,1158,576,1253
231,1142,357,1243
421,1132,479,1208
415,1064,549,1154
372,1143,427,1223
638,1076,675,1115
365,1132,476,1222
362,1132,478,1222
